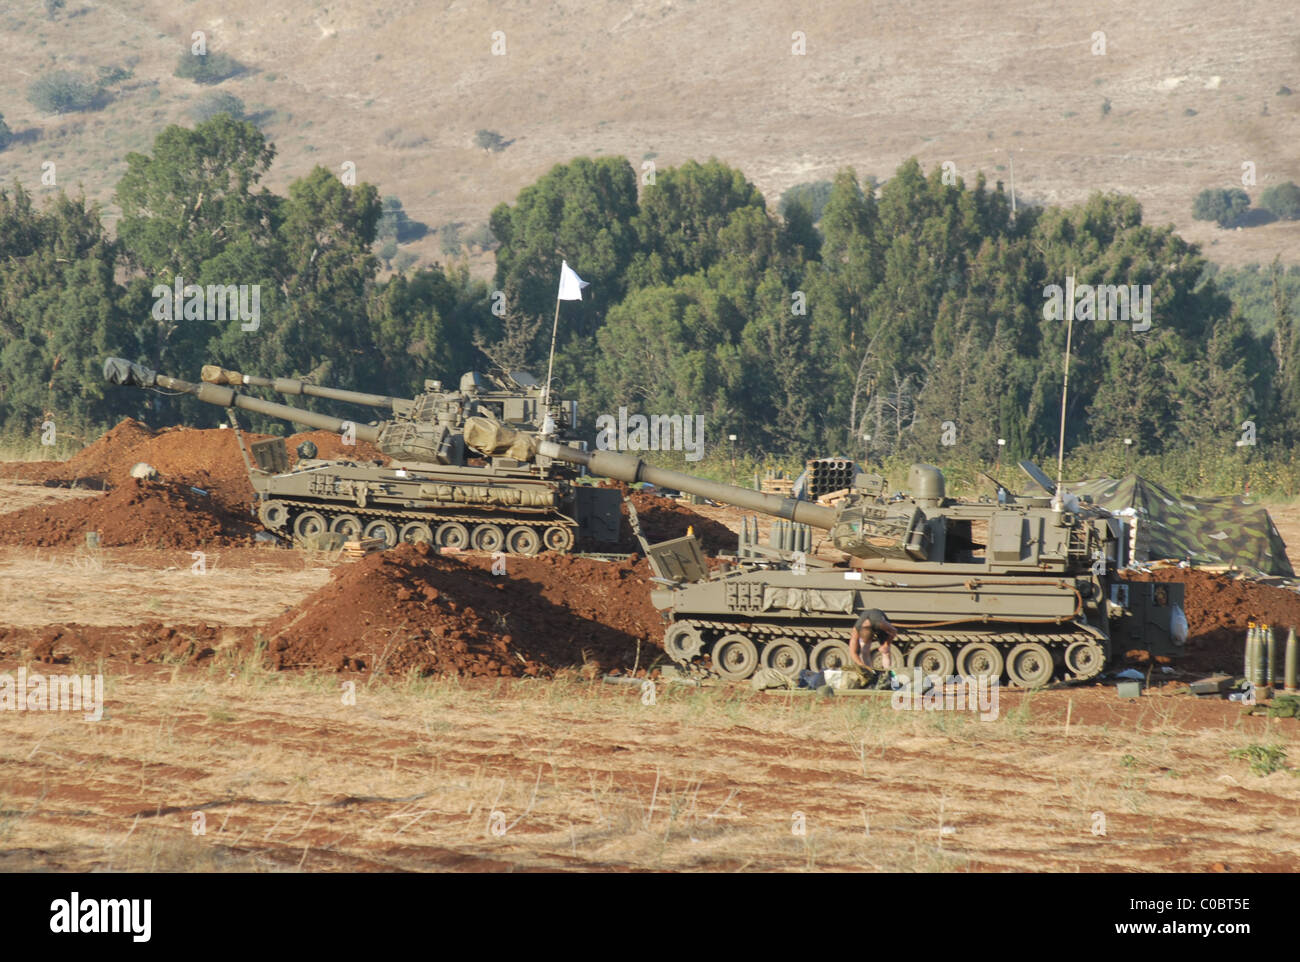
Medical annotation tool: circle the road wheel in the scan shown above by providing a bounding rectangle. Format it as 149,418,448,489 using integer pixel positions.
293,511,327,539
363,519,398,548
1006,642,1056,689
664,623,704,663
259,500,290,530
542,525,575,553
711,633,759,681
762,637,808,678
1064,639,1106,680
956,641,1004,681
506,526,541,557
399,521,433,545
330,514,363,539
907,642,956,680
809,639,852,671
869,640,900,672
470,523,505,552
435,522,469,549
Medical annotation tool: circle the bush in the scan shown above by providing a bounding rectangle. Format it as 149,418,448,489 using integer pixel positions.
393,250,419,272
1259,182,1300,221
377,196,403,241
377,239,398,267
474,129,505,152
173,51,244,86
462,222,496,249
1192,187,1251,228
0,114,12,152
27,71,99,114
438,222,463,254
189,92,245,124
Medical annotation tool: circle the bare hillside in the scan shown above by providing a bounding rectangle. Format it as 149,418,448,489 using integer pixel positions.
1,0,1297,271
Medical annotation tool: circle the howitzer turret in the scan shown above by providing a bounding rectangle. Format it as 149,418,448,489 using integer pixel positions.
468,419,1187,686
104,358,622,554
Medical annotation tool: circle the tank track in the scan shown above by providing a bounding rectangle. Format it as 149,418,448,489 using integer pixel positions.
664,618,1108,688
259,497,578,555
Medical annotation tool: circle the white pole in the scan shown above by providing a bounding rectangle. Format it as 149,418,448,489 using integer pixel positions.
1056,272,1075,499
543,297,561,408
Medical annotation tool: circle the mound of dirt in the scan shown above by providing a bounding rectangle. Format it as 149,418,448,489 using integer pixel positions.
0,478,256,548
0,418,384,508
1127,567,1300,674
594,481,736,554
261,542,663,677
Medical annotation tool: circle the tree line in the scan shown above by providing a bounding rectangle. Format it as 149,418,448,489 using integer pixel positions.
1,114,1297,470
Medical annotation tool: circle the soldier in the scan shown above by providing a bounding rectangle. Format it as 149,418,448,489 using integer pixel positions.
849,608,898,673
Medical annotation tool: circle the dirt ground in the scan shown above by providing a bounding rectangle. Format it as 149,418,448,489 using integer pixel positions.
3,437,1300,872
1,664,1296,872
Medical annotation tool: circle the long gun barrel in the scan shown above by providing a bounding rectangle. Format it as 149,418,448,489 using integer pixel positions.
105,358,381,442
536,440,837,528
202,365,412,415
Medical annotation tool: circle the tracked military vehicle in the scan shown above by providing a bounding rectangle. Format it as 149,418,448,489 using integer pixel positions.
104,358,621,554
468,418,1185,686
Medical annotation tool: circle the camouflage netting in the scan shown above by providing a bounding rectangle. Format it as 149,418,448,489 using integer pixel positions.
1063,475,1294,577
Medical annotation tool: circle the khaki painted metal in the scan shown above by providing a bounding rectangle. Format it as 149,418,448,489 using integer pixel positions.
103,358,621,552
529,436,1186,686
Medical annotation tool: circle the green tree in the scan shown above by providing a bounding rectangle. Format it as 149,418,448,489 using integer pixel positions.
1192,187,1251,228
489,156,639,357
0,186,135,435
1259,182,1300,221
627,158,767,288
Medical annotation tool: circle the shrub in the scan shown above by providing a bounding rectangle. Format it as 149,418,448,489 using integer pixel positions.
27,71,99,114
438,222,463,254
189,92,245,124
462,223,496,249
474,129,505,152
0,114,12,152
174,51,244,85
1258,182,1300,221
1192,187,1251,228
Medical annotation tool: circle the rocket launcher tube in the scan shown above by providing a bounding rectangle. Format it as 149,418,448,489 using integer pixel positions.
105,358,381,442
535,439,838,529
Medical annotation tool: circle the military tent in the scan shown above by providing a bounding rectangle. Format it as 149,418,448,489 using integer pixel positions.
1063,475,1293,577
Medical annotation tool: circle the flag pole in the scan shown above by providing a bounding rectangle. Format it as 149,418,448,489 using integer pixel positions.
543,296,561,409
1055,271,1075,503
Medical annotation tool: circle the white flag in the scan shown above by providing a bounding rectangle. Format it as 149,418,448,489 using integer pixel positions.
557,260,590,301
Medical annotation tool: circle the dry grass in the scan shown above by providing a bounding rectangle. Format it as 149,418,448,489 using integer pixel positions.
1,656,1297,872
0,0,1295,273
0,546,331,628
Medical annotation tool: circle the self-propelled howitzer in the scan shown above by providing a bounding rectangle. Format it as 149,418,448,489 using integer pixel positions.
468,420,1185,686
104,358,622,554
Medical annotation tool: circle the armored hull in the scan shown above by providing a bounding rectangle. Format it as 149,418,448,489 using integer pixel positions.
254,455,618,554
503,432,1187,686
104,358,623,554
